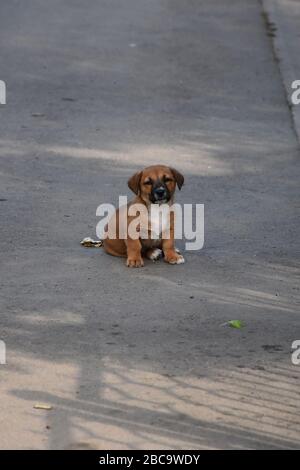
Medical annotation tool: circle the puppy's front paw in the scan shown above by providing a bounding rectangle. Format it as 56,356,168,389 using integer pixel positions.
126,256,144,268
164,251,185,265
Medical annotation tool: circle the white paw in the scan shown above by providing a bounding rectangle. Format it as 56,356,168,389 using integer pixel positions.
175,255,185,264
149,248,163,261
167,254,185,265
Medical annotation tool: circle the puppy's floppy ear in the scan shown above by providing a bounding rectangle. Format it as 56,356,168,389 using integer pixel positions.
128,171,142,195
170,168,184,190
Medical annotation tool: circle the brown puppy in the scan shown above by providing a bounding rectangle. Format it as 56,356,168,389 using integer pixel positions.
103,165,185,267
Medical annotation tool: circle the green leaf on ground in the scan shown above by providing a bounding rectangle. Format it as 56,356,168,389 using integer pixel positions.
228,320,245,329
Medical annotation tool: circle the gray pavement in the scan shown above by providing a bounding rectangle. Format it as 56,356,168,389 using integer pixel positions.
262,0,300,142
0,0,300,449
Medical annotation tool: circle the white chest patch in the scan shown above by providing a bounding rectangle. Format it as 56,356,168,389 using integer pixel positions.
149,205,170,239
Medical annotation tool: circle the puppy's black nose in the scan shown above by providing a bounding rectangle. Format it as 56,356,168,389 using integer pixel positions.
154,188,166,199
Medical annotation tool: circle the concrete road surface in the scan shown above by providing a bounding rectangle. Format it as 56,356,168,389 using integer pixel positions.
262,0,300,143
0,0,300,449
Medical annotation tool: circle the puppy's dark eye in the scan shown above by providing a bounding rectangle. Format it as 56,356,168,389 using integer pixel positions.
164,177,173,183
143,180,152,185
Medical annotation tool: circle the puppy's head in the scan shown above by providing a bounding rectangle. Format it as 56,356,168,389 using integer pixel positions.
128,165,184,204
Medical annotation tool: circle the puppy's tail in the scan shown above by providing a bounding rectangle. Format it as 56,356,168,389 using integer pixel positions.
80,237,103,248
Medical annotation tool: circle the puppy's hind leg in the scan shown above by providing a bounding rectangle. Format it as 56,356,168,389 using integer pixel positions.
145,247,163,261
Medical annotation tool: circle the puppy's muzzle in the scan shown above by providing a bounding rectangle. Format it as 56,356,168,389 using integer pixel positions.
154,187,166,199
152,184,169,203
